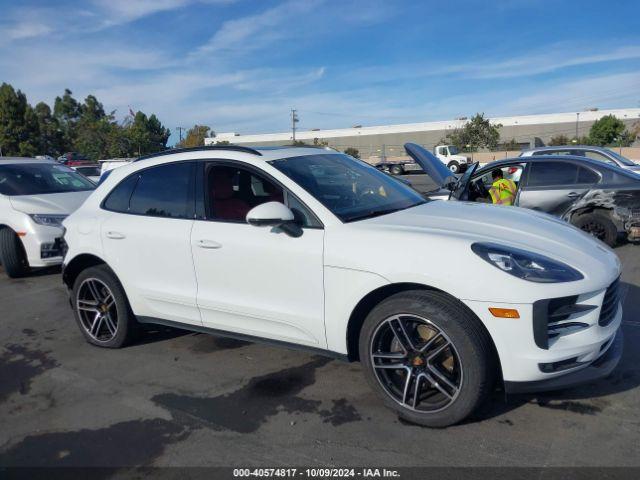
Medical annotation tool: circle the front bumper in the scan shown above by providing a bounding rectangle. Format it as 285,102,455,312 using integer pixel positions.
504,327,623,394
19,222,66,268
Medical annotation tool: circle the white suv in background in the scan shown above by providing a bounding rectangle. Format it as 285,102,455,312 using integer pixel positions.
62,145,623,427
0,158,94,278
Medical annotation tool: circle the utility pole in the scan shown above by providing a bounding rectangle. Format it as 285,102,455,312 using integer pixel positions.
575,112,580,141
176,126,186,144
291,109,299,143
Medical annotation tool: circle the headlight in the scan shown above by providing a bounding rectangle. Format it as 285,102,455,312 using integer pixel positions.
471,242,583,283
29,214,67,227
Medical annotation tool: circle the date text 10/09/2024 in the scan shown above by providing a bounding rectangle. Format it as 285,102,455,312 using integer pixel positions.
232,468,401,478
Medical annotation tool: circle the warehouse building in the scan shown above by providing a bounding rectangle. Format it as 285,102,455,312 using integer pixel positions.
205,108,640,161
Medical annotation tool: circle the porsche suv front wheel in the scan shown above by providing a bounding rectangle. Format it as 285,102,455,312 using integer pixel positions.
359,290,495,427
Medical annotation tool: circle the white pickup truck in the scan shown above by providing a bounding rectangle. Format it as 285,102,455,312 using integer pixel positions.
376,145,470,174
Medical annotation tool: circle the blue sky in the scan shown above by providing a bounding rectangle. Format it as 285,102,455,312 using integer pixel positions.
1,0,639,144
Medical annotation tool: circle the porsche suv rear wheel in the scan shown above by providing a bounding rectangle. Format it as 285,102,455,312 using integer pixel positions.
360,290,494,427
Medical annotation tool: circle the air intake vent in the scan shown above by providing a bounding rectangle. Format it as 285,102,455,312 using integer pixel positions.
599,278,620,327
533,296,596,349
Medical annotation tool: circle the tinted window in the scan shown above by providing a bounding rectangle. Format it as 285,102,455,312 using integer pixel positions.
577,167,599,184
128,163,193,218
0,163,95,196
583,151,616,166
539,150,572,156
103,175,139,212
207,165,284,222
527,162,580,187
76,166,101,177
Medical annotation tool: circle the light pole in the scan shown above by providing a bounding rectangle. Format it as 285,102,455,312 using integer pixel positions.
575,112,580,140
291,109,299,142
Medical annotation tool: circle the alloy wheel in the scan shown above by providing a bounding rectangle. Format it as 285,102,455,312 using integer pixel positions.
76,278,118,342
370,314,463,412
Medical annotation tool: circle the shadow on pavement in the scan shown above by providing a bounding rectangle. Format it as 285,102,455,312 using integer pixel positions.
0,265,61,279
133,324,191,346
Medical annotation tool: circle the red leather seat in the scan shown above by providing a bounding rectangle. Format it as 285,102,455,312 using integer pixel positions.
211,171,250,221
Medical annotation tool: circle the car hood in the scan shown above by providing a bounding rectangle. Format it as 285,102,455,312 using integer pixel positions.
9,191,93,215
361,200,620,274
405,143,456,187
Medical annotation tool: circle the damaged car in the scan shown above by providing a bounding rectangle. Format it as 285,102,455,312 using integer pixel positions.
406,143,640,247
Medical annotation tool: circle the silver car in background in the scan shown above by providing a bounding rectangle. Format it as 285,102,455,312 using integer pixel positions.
520,146,640,174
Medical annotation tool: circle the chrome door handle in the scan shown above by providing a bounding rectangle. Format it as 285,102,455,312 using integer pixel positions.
566,192,581,198
197,239,222,249
105,231,126,240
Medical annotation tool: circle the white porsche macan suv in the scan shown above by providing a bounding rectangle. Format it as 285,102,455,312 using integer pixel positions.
62,145,623,427
0,158,94,278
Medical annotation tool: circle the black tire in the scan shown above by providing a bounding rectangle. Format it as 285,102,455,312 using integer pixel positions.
71,265,138,348
0,228,29,278
447,161,460,173
390,165,404,175
572,212,618,247
359,290,495,427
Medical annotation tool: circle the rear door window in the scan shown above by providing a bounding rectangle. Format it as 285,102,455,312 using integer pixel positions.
127,162,194,218
527,162,579,187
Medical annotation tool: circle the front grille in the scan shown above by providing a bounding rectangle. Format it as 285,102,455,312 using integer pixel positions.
599,278,620,327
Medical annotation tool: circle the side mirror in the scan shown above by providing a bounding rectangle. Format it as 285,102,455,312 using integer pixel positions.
246,202,302,237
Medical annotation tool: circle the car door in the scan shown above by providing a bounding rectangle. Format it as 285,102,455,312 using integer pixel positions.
190,161,326,348
101,161,201,325
517,160,600,216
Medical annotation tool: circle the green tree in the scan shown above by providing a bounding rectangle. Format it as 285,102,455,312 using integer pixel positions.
446,113,501,151
126,111,171,156
34,102,65,156
74,95,115,160
53,88,82,149
177,125,211,148
588,115,628,146
0,83,40,156
344,147,360,159
548,134,570,146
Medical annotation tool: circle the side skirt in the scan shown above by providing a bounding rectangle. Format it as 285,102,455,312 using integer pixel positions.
137,316,350,362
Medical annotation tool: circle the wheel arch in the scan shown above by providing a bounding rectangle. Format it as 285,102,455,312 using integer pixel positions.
345,282,501,375
63,253,109,289
569,205,613,220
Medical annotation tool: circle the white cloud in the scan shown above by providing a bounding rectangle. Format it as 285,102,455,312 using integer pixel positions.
92,0,237,27
194,0,324,57
462,45,640,79
5,22,53,41
501,71,640,113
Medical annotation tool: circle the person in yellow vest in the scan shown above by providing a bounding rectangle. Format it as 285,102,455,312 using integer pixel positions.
489,169,517,206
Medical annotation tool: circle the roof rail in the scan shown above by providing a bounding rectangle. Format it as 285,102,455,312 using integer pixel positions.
134,145,262,162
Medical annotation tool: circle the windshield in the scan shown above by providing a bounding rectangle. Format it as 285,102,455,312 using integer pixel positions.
606,149,636,167
0,163,96,196
448,146,459,155
269,154,426,222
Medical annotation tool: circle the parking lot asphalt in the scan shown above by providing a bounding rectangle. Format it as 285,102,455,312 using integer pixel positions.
0,245,639,468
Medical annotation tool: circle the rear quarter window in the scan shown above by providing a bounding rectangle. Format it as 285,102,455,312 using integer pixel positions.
103,175,139,212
